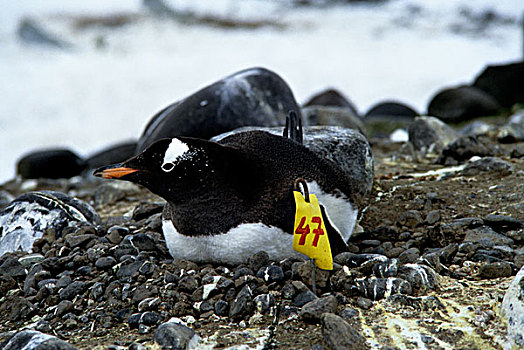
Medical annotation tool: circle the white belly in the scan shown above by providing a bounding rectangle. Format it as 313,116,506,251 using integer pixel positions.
162,220,304,265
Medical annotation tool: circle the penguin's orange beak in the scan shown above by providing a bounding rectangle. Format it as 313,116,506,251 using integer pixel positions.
93,164,139,179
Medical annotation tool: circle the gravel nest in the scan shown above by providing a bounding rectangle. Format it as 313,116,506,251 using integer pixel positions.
0,131,523,349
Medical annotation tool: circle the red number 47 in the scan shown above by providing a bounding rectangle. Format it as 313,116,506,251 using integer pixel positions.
295,216,325,247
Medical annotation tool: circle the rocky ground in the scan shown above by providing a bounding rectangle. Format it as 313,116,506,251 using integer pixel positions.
0,114,523,349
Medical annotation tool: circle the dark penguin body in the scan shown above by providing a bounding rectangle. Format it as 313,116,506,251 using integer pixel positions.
95,131,358,264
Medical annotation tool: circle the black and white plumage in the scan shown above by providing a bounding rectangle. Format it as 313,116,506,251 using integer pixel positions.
94,127,358,264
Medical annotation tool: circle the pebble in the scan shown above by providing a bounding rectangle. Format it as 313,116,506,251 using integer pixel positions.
407,116,457,152
461,157,514,176
356,297,373,310
256,265,284,283
229,284,255,320
321,313,369,350
300,295,338,323
464,226,514,247
59,281,87,301
154,319,199,350
398,248,420,264
397,210,423,228
294,290,318,307
478,261,513,279
247,251,270,272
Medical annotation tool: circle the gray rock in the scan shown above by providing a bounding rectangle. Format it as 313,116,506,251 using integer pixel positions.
483,214,524,232
0,295,37,321
292,261,331,290
59,281,87,301
130,233,158,252
397,210,423,228
0,274,17,294
498,111,524,143
178,275,198,293
247,251,270,272
462,156,514,176
501,265,524,348
95,256,117,269
339,307,359,320
229,284,254,320
128,311,162,328
0,191,100,257
302,105,365,135
55,300,74,317
154,319,200,350
464,226,515,247
356,297,373,310
427,85,500,123
132,202,164,221
214,300,229,316
458,121,493,136
478,261,513,279
116,260,143,280
398,248,420,264
65,233,98,249
355,277,412,300
321,313,369,350
256,265,284,283
294,290,318,307
254,293,275,314
300,295,338,323
0,256,27,278
473,61,524,108
213,125,374,197
1,330,77,350
94,182,140,207
408,116,457,152
132,285,158,304
437,135,500,164
397,264,438,292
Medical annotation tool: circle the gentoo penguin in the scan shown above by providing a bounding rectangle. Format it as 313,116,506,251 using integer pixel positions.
94,118,358,265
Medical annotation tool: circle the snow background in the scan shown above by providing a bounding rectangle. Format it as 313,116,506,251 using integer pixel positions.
0,0,522,183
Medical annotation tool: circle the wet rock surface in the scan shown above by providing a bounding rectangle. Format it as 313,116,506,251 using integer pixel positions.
1,111,524,349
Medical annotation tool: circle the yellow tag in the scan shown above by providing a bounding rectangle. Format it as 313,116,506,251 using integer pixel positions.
293,191,333,270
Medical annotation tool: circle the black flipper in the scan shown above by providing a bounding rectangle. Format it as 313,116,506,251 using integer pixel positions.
283,111,303,145
319,204,350,258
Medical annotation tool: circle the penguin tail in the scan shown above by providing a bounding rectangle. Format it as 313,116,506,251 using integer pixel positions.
283,110,303,145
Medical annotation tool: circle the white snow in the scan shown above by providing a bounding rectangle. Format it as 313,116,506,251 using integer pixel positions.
0,0,522,183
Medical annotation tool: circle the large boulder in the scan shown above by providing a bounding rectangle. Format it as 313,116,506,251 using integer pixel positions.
136,67,301,152
17,149,86,180
302,106,365,135
303,88,360,116
427,85,500,123
0,191,100,257
365,100,419,120
473,61,524,108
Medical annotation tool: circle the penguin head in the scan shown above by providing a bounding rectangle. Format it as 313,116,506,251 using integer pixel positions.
94,137,219,203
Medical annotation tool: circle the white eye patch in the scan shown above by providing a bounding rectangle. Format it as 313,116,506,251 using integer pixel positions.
162,139,189,172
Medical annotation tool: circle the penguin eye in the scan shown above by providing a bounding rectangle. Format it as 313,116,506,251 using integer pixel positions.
161,162,175,172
